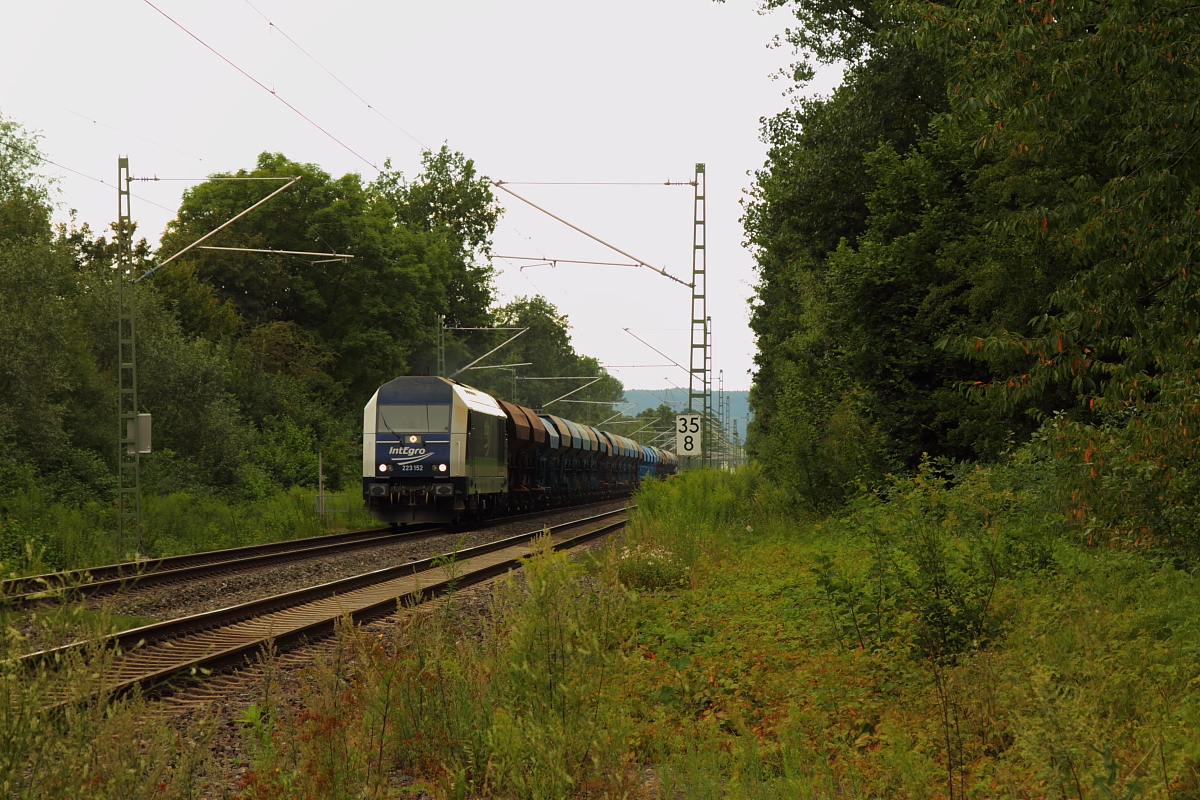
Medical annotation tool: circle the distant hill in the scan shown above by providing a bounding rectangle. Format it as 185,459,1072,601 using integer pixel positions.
617,389,753,439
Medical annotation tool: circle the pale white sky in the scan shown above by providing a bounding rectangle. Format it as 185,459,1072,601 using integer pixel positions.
2,0,841,391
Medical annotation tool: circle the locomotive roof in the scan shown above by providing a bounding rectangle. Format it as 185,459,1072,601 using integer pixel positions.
376,375,455,404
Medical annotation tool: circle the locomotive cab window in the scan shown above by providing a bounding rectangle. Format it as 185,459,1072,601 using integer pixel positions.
427,405,450,432
378,404,451,433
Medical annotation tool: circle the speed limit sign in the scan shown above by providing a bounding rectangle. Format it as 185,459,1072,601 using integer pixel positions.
676,414,702,456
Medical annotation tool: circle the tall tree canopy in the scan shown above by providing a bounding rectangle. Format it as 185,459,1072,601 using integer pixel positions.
0,128,631,512
744,0,1200,530
372,146,501,329
155,150,499,407
900,0,1200,546
0,133,513,502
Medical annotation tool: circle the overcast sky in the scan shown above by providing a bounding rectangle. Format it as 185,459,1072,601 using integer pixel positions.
2,0,841,392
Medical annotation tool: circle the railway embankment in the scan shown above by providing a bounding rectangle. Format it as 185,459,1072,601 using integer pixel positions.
3,464,1199,798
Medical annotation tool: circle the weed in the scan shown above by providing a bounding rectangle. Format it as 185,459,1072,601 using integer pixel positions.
615,542,688,590
0,595,213,799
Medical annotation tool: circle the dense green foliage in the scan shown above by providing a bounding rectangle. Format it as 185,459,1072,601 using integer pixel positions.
4,1,1200,792
624,468,1200,799
745,0,1200,545
0,120,625,570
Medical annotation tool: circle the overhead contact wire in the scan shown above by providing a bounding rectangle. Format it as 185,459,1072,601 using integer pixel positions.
235,4,691,291
494,181,697,186
0,80,223,168
491,182,692,288
622,328,690,377
141,0,379,172
242,0,429,153
0,138,175,212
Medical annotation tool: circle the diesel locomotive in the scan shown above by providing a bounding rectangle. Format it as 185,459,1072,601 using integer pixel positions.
362,376,677,524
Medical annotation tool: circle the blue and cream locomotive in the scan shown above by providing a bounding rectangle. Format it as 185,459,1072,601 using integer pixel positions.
362,376,677,524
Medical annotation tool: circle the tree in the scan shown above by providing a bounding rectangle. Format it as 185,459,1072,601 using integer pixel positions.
155,151,497,407
0,116,104,480
0,116,263,498
897,0,1200,547
743,0,1089,502
0,116,52,240
743,4,951,497
371,146,501,328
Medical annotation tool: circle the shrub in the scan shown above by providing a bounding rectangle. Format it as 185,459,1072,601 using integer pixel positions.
619,466,772,590
820,453,1058,661
1038,412,1200,562
0,480,378,576
237,537,636,799
488,537,634,797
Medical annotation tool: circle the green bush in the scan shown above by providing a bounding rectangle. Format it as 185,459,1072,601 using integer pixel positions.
0,488,110,574
0,517,57,576
1034,412,1200,564
615,542,689,590
238,537,636,799
490,538,634,797
256,415,320,488
819,452,1059,661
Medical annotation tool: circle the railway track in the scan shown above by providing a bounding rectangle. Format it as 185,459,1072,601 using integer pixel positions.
4,499,624,606
24,507,628,700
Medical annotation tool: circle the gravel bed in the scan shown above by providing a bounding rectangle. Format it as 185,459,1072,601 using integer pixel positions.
96,500,629,623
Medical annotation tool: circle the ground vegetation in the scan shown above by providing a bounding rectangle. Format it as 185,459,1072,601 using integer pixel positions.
7,466,1190,798
5,0,1200,793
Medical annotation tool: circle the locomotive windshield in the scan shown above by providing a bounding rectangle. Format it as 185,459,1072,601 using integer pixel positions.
377,404,451,433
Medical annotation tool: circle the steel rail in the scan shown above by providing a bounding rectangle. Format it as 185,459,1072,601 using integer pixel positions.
4,525,403,600
10,527,444,607
5,498,627,605
26,507,630,700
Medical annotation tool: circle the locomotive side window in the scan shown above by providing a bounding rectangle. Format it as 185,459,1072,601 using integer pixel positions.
378,404,452,433
466,411,506,464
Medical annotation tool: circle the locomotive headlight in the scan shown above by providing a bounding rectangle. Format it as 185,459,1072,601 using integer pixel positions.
377,462,391,473
434,462,449,474
405,434,422,445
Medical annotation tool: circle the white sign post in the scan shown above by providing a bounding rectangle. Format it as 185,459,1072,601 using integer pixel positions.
676,414,702,457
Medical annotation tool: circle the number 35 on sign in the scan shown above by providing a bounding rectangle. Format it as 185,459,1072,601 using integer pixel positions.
675,414,702,457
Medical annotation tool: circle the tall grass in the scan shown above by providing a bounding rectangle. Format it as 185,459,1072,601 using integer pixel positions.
616,465,780,590
0,601,212,799
4,460,1196,798
0,486,379,576
623,460,1200,799
238,536,636,799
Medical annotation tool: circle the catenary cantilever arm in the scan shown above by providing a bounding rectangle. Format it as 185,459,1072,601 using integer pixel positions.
133,176,301,283
491,182,692,288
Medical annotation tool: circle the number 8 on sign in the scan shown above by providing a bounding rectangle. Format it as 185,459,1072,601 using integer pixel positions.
676,414,702,457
